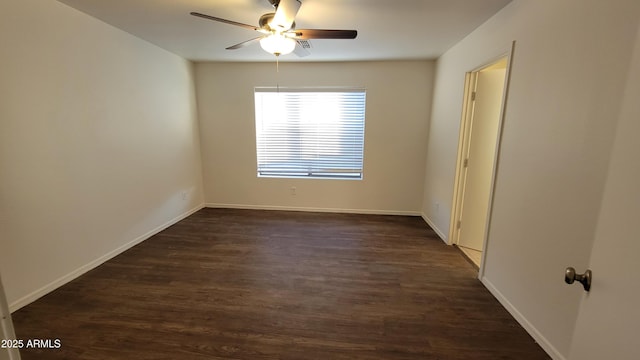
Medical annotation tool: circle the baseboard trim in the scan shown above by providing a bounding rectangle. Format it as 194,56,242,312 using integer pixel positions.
205,203,421,216
481,277,565,360
9,203,205,313
420,213,448,244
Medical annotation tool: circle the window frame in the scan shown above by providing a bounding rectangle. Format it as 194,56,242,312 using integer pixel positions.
254,87,367,180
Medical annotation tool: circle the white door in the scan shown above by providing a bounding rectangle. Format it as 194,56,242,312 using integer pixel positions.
0,276,20,360
567,23,640,360
457,64,506,251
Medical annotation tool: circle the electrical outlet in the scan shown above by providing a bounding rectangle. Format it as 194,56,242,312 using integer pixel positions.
181,191,187,201
434,202,440,212
290,186,297,196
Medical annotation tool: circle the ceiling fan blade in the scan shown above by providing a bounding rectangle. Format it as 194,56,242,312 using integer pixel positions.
226,37,264,50
190,12,259,31
288,29,357,40
293,40,311,57
270,0,301,31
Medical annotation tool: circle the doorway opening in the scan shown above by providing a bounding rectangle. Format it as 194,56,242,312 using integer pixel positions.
450,52,511,271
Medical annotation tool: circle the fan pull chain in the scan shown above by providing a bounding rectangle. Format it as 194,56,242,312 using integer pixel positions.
276,55,280,93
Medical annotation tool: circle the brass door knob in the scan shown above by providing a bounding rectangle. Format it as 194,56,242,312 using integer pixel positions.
565,267,592,291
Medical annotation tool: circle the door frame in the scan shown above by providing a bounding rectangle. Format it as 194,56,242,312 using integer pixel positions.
449,42,515,276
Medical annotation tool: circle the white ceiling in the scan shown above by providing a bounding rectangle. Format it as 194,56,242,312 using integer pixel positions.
57,0,512,62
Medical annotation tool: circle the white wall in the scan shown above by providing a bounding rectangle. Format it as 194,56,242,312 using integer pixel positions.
0,0,204,310
196,61,433,214
421,0,640,358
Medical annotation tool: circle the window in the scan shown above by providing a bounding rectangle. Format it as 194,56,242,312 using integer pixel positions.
254,87,366,179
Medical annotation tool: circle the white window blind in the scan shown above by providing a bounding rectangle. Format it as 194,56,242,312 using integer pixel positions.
255,87,366,179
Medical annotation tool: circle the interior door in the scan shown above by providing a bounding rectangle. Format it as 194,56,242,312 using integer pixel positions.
457,66,506,251
0,276,20,360
568,23,640,360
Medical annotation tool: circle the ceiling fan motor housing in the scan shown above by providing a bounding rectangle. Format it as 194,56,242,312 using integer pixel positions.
259,13,295,32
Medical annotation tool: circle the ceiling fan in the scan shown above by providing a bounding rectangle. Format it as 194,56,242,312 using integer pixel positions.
190,0,358,57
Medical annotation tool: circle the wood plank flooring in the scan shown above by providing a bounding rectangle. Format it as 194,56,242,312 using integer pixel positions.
12,208,550,359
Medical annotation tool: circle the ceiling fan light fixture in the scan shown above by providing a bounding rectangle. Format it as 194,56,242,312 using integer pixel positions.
190,0,357,58
260,33,296,55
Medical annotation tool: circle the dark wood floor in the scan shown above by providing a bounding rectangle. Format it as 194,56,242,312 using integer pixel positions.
12,208,550,359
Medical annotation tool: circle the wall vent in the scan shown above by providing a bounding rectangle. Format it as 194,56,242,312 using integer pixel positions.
297,40,312,49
